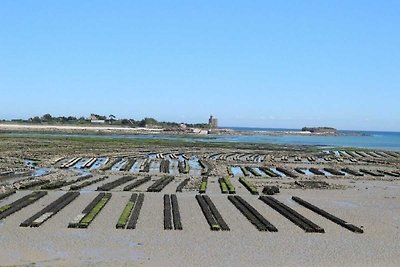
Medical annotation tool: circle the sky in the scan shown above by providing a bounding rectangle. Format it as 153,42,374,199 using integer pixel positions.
0,1,399,131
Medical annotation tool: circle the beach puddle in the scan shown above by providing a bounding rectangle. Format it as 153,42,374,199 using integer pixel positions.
188,157,202,176
24,159,50,177
33,167,49,177
321,170,333,176
177,154,188,161
130,159,144,173
169,159,180,175
149,160,161,174
73,159,87,169
231,166,244,176
148,153,157,160
90,157,108,170
253,167,266,176
302,169,314,176
111,159,127,171
270,167,286,177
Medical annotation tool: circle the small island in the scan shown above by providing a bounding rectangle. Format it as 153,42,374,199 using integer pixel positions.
301,127,337,134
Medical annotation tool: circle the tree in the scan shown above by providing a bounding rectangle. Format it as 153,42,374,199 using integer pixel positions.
121,119,130,125
31,116,41,123
41,113,53,122
139,117,158,127
67,116,77,121
109,114,116,124
58,116,68,123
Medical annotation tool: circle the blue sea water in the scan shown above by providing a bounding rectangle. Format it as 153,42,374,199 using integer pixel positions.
222,127,400,151
5,127,400,151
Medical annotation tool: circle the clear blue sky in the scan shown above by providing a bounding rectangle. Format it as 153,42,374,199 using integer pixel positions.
1,1,399,131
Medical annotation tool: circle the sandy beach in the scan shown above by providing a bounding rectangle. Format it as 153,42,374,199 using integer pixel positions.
0,123,163,134
0,176,399,266
0,134,399,266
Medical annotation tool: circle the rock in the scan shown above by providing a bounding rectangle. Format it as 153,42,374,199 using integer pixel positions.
262,185,280,195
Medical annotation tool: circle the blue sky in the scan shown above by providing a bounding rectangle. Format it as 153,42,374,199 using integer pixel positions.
0,1,399,131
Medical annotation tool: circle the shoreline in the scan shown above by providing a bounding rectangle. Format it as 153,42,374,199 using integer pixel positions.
1,123,399,152
0,123,366,137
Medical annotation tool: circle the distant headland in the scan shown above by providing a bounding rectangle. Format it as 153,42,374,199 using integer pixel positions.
0,114,365,137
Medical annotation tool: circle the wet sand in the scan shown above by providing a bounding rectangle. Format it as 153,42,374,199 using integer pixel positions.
1,134,399,266
0,178,399,266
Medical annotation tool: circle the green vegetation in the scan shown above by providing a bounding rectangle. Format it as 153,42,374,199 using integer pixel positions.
211,224,221,231
117,201,135,228
302,127,337,133
184,161,190,173
239,177,258,195
178,160,190,174
240,167,250,176
223,177,236,194
245,166,261,177
8,113,210,129
0,204,11,213
259,167,279,177
79,193,111,228
218,178,228,194
227,166,233,176
199,177,208,194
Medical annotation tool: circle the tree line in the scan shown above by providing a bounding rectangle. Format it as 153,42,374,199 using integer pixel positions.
8,114,209,129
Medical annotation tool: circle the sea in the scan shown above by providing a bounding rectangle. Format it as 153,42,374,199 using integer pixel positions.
222,127,400,151
5,127,400,151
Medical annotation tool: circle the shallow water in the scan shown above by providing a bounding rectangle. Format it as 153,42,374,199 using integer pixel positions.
33,167,49,177
253,167,266,176
130,159,144,173
111,159,127,171
168,160,180,175
89,157,108,170
270,167,286,177
149,161,161,174
188,159,202,176
231,166,244,176
73,159,87,169
24,159,49,177
321,170,333,176
148,153,157,160
6,129,400,151
302,169,314,176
